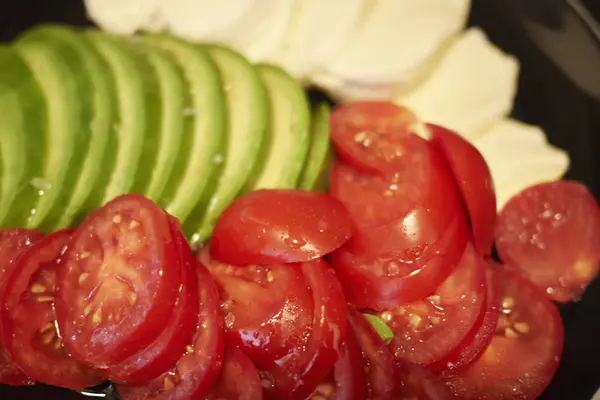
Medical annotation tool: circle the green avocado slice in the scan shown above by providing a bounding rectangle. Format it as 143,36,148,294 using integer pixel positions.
245,64,311,191
186,45,268,244
299,102,334,192
0,47,46,228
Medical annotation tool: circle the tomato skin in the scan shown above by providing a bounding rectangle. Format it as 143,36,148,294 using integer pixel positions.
329,101,419,175
347,307,399,399
210,190,352,265
331,215,468,310
443,266,564,399
100,217,200,384
0,230,102,389
204,346,263,400
56,194,182,367
0,229,43,386
117,261,225,400
386,243,487,371
430,124,496,256
495,180,600,302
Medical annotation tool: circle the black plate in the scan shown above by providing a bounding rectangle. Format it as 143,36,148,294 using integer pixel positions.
1,0,600,399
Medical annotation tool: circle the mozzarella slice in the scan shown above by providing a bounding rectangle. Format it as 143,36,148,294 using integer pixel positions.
275,0,365,80
311,0,470,88
158,0,256,42
396,28,519,140
85,0,160,35
473,119,570,211
224,0,297,62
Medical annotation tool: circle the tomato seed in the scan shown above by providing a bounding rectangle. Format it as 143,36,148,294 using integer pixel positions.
30,283,46,294
128,220,140,230
112,215,122,224
92,308,102,325
78,273,89,285
37,295,54,303
513,322,530,334
504,327,519,339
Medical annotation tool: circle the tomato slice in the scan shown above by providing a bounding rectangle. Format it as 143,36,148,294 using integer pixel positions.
0,229,43,386
330,134,462,229
202,251,347,400
347,307,399,399
204,346,263,400
495,180,600,302
56,194,182,367
397,363,453,400
210,190,352,265
117,261,225,400
101,217,200,384
0,230,102,389
330,215,468,310
441,265,501,377
383,243,486,371
430,124,496,256
329,101,419,175
310,321,367,400
444,266,564,399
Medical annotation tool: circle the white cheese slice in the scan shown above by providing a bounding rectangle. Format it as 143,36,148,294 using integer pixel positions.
274,0,365,80
159,0,257,42
225,0,297,62
311,0,471,87
473,119,570,211
396,28,520,141
84,0,160,35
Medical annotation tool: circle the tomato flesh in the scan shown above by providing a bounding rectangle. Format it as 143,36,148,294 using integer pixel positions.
347,307,399,399
204,346,263,400
118,261,225,400
0,229,43,386
496,180,600,302
0,230,102,389
444,266,564,399
329,101,419,175
203,250,346,400
101,217,200,384
430,124,496,256
385,243,487,371
330,215,468,310
56,194,182,367
210,190,352,265
309,320,367,400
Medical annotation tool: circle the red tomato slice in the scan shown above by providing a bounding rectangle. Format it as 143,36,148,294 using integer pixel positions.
347,307,399,399
204,346,263,400
441,265,501,377
309,321,367,400
384,243,487,371
495,180,600,302
330,134,462,229
430,124,496,256
0,229,43,386
117,261,225,400
397,363,453,400
56,194,182,367
210,190,352,265
101,217,200,384
330,215,468,310
444,266,564,399
329,101,419,175
202,251,346,400
0,230,102,389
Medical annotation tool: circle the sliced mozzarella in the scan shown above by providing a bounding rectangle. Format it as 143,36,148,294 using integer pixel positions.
158,0,256,42
224,0,297,62
474,119,570,210
396,28,519,140
311,0,470,89
275,0,365,80
85,0,160,35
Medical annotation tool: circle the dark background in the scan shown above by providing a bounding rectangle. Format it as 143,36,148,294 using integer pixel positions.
0,0,599,399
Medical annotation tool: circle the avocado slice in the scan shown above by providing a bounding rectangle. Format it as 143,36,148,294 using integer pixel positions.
363,313,394,344
141,35,227,225
0,47,46,228
20,25,118,230
299,102,333,191
14,30,95,231
185,45,269,245
245,64,310,190
84,31,162,207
